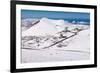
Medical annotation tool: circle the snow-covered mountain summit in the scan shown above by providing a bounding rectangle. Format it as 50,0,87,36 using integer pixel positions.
22,17,66,36
40,17,65,26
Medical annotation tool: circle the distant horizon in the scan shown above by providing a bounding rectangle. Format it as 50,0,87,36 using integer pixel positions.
21,9,90,25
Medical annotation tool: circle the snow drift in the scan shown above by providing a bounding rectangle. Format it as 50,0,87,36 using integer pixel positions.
53,28,90,52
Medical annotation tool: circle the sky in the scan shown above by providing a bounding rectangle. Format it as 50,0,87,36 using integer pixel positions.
21,9,90,20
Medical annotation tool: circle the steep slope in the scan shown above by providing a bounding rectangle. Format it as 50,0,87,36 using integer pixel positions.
22,17,65,36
